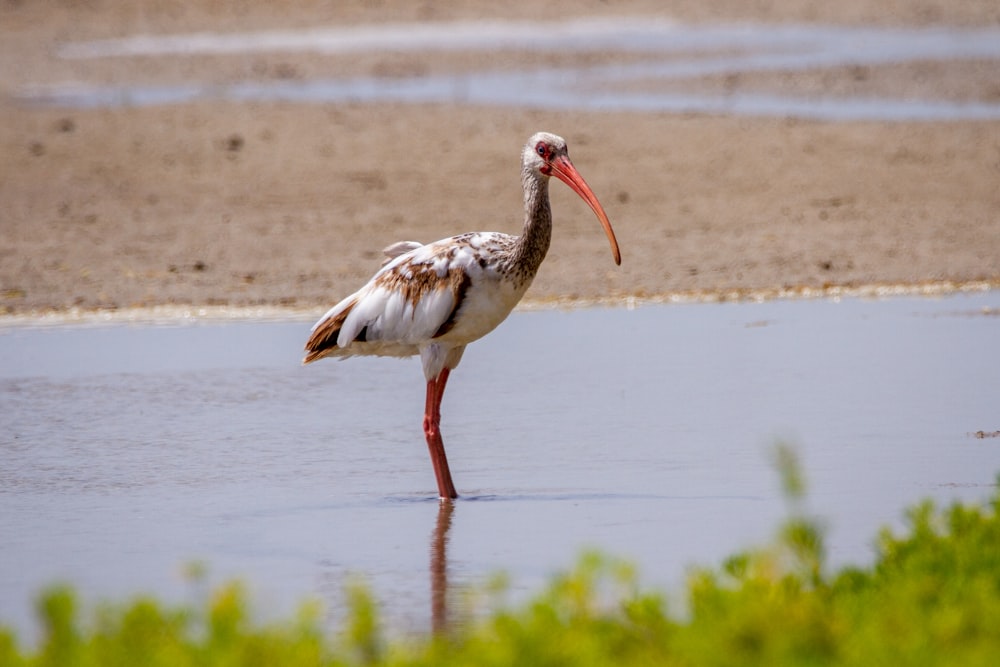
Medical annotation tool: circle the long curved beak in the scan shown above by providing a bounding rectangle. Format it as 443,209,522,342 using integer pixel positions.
549,155,622,266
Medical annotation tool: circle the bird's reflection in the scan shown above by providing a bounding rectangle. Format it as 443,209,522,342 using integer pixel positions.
430,499,455,634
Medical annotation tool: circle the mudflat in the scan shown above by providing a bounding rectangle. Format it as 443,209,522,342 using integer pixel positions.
2,1,998,315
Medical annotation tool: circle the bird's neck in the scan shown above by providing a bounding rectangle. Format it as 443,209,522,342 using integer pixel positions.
507,170,552,283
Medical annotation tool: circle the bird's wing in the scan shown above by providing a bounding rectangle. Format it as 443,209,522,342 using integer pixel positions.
381,240,423,266
304,238,476,362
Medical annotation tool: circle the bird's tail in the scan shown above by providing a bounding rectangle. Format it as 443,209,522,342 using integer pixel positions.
303,296,359,364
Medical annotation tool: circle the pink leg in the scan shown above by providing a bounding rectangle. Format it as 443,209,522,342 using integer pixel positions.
423,368,458,499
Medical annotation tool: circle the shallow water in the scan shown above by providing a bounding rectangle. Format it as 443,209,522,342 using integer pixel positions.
1,293,999,637
20,20,1000,120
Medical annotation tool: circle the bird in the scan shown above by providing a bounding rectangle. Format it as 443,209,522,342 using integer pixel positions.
303,131,620,500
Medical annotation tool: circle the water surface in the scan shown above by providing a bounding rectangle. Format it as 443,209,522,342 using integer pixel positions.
1,293,998,637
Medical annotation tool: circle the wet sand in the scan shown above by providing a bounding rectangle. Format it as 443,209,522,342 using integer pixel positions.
2,1,999,316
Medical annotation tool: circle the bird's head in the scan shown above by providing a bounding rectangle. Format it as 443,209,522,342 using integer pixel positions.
523,131,621,266
522,131,570,177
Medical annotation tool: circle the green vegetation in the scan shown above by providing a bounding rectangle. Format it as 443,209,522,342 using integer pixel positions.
3,457,999,666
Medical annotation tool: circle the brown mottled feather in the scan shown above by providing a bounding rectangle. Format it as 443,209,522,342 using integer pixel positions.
377,257,448,311
303,261,472,364
303,296,357,364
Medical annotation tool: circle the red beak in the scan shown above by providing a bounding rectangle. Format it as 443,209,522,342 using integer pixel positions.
549,155,622,266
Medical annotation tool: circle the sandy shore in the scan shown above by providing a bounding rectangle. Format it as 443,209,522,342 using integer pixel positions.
2,1,998,317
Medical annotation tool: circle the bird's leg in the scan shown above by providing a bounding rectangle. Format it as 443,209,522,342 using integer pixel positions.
423,368,458,499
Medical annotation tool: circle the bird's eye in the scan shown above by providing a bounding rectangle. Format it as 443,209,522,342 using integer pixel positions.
535,142,547,158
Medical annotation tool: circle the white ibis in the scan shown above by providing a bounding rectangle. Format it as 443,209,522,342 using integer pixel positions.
303,132,621,499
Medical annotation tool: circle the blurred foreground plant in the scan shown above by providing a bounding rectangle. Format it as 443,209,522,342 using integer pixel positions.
2,452,998,666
